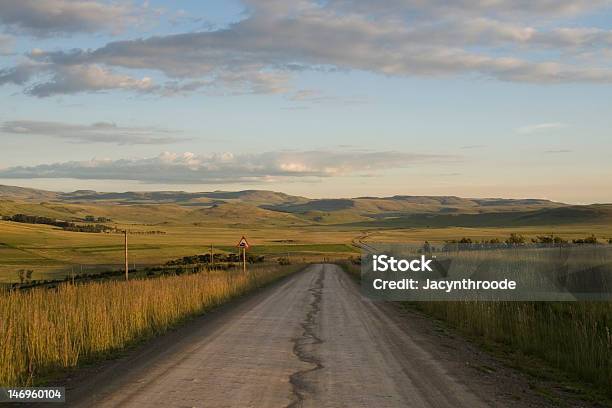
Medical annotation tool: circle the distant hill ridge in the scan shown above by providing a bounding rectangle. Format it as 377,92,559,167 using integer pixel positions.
0,185,567,212
2,184,610,227
0,184,564,206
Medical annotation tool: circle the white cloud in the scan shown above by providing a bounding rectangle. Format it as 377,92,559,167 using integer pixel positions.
0,120,189,145
0,150,457,183
516,122,568,134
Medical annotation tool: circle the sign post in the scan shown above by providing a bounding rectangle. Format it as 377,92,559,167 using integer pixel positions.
236,236,250,273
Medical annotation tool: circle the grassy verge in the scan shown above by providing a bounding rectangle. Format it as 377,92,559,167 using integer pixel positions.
0,263,304,386
336,260,612,402
411,301,612,401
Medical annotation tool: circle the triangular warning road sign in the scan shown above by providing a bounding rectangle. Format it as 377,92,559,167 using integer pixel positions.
236,236,250,249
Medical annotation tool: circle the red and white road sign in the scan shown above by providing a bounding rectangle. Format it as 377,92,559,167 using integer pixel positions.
236,236,250,249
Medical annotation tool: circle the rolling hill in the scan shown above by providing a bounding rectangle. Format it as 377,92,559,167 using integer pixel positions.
1,184,610,228
0,185,58,201
1,184,611,283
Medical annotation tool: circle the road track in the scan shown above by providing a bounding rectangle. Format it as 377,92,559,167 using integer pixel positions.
61,264,550,407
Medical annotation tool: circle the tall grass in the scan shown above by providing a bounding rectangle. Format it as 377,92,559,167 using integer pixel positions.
414,301,612,394
0,264,302,386
338,260,612,396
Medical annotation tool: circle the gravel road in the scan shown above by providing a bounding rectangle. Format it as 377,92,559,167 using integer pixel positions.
61,264,567,407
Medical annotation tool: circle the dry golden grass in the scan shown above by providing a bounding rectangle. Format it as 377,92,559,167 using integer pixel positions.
0,264,302,386
338,260,612,397
414,301,612,395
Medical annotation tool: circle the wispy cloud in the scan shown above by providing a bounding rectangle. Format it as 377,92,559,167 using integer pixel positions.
0,150,458,184
0,120,189,145
516,122,568,134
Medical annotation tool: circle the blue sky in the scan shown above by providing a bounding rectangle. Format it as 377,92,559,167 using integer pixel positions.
0,0,611,203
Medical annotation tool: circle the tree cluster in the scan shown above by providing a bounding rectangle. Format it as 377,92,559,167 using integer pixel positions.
2,213,113,233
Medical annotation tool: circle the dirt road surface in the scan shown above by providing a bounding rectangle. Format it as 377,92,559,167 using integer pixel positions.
60,264,565,407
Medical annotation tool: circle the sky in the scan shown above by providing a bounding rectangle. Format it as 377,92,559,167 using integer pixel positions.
0,0,611,203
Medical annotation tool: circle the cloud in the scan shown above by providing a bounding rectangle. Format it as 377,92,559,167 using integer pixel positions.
0,150,456,183
0,60,290,97
516,122,568,134
0,62,40,85
26,64,154,97
4,0,612,97
36,11,612,82
326,1,612,20
0,62,156,96
0,120,189,145
0,0,144,36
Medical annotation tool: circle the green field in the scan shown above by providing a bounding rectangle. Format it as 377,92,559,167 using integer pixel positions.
2,219,612,283
1,185,612,283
